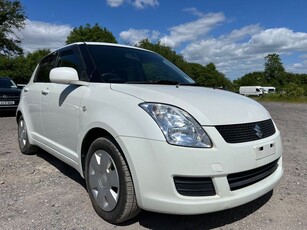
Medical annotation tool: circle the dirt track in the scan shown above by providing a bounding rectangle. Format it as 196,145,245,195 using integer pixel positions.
0,102,306,230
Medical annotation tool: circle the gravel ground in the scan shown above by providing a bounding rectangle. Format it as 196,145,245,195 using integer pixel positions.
0,102,306,230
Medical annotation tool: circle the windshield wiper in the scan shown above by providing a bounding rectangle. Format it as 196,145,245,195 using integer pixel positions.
124,80,195,86
152,80,180,85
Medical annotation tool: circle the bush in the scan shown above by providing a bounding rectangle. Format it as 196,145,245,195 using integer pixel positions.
281,83,305,99
260,83,305,102
302,84,307,96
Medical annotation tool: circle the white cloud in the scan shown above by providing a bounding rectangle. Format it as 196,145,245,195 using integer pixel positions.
105,0,159,9
106,0,124,7
18,20,73,53
183,7,205,17
119,28,160,45
115,8,306,79
160,12,225,48
132,0,159,9
119,10,307,79
247,28,307,53
220,24,262,42
287,59,307,74
181,27,307,79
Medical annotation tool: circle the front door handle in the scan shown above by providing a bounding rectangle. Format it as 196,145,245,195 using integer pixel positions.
41,88,49,95
24,87,29,93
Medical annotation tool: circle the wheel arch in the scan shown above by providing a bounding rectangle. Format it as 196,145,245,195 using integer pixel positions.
80,128,109,176
16,110,22,123
80,127,133,180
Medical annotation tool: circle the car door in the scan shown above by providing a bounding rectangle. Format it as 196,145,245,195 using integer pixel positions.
40,46,88,163
22,54,57,140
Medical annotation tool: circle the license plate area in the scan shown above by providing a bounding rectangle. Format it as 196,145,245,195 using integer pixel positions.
0,101,15,105
254,141,276,160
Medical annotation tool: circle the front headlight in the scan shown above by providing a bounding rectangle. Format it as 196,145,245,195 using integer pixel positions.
139,103,212,148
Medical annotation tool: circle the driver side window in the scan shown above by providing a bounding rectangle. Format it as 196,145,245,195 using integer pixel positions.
34,54,57,83
57,49,88,81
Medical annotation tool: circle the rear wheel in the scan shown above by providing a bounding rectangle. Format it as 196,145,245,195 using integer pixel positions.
18,115,38,155
85,137,140,224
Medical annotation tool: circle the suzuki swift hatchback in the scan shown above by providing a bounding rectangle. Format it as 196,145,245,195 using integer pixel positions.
17,42,283,223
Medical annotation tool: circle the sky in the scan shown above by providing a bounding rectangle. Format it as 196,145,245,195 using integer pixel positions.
18,0,307,80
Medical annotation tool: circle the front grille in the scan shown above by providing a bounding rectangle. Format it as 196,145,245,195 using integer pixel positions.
174,177,216,196
227,158,279,191
0,94,20,99
215,119,276,143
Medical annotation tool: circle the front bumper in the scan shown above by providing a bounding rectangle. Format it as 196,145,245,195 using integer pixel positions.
116,127,283,215
0,99,19,112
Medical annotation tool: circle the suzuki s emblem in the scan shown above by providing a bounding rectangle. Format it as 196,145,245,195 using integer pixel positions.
3,95,8,99
254,124,263,138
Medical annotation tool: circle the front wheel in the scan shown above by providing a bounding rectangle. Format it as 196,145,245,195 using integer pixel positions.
18,115,38,155
85,137,140,224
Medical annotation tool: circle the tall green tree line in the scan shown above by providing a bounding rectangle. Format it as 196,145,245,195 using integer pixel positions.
1,0,306,95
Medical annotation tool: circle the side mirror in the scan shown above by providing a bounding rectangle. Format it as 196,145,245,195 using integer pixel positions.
50,67,89,86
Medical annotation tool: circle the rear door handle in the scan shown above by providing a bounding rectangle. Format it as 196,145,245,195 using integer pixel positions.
24,87,29,93
41,88,49,95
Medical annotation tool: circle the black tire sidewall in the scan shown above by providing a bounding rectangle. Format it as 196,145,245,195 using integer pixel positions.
85,137,129,223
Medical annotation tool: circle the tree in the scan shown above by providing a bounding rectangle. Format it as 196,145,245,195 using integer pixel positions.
233,71,265,89
264,53,285,86
187,62,232,89
0,49,50,83
0,0,26,55
66,23,117,44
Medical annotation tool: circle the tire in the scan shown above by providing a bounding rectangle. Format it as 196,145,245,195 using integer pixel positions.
18,115,38,155
85,137,140,224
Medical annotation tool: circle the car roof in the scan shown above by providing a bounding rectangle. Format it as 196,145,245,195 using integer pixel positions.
56,42,154,53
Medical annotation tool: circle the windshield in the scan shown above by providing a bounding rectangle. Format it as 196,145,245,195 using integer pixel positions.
0,78,17,89
88,45,195,85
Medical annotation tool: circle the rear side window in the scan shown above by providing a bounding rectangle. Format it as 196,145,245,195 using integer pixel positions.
34,54,57,83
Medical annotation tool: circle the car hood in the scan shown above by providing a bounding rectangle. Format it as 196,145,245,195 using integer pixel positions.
111,84,271,125
0,88,21,95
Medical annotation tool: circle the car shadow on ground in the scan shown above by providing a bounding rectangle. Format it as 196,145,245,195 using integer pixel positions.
35,148,273,229
36,149,86,189
134,191,272,229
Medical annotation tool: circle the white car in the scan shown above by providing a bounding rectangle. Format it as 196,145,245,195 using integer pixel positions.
17,42,283,224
